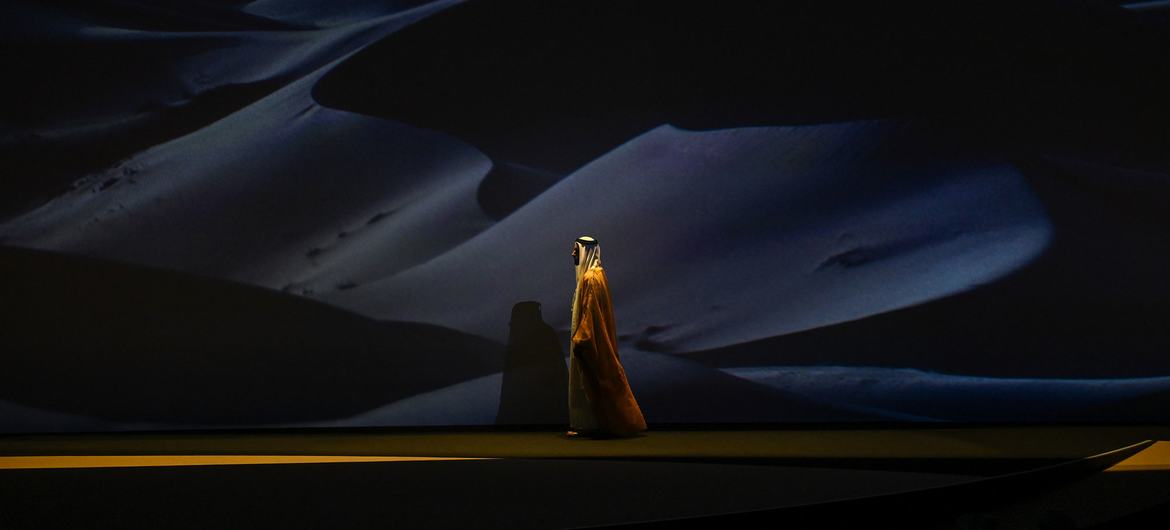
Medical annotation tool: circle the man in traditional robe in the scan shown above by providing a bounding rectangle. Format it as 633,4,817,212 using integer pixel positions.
567,236,647,437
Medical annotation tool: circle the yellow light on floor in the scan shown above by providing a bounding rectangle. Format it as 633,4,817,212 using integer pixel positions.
0,455,490,470
1106,441,1170,472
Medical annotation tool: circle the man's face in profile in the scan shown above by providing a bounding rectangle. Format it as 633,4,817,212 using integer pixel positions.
572,243,579,266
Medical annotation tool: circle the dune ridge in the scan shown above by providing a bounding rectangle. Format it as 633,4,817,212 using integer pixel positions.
1,0,456,217
323,122,1052,353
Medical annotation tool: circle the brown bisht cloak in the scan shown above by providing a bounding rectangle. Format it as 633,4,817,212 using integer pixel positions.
570,267,647,435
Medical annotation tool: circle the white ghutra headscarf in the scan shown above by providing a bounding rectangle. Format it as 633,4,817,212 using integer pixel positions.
571,236,602,337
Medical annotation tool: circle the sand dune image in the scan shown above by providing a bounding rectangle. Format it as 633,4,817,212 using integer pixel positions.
2,0,1169,430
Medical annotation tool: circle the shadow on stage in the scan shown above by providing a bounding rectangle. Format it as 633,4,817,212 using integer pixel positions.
496,301,568,426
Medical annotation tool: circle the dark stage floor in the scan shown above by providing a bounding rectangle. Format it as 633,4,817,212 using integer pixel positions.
1,426,1167,529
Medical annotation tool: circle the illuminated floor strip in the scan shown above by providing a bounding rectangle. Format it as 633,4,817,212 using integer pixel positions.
2,441,1165,471
1106,441,1170,472
0,455,491,470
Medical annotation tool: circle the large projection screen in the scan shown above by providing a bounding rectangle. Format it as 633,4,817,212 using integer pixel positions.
2,0,1169,432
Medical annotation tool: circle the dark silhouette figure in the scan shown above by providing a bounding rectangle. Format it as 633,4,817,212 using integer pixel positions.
496,301,568,425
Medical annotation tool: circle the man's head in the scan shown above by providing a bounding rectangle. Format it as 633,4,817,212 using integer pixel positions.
573,236,597,266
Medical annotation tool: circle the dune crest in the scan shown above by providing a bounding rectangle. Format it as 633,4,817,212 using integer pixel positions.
325,122,1051,353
